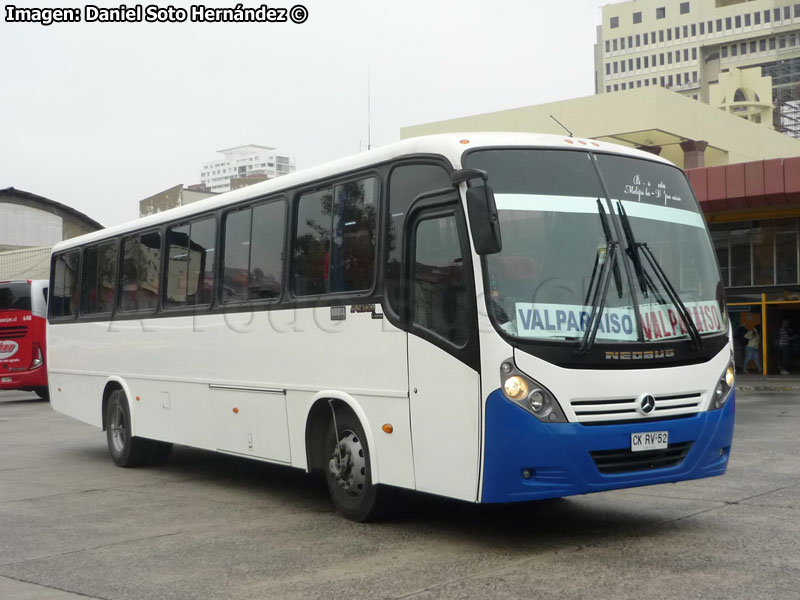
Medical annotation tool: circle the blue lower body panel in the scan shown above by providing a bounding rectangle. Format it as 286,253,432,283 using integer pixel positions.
481,388,735,503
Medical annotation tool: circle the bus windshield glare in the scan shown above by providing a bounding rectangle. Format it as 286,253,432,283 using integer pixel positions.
464,148,726,344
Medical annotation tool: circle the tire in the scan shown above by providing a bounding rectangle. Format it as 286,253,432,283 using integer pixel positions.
324,408,389,522
105,389,151,468
34,387,49,401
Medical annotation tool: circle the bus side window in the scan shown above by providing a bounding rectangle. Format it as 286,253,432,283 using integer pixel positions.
249,200,285,300
330,178,377,293
294,189,333,296
412,215,468,346
81,242,117,316
166,218,215,308
294,178,376,297
386,164,452,316
222,200,286,303
52,251,80,317
121,231,161,312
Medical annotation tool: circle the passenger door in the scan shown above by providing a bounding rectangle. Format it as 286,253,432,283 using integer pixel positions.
405,200,482,501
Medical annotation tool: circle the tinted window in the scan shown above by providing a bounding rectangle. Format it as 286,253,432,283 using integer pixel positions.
222,208,251,303
189,218,215,305
386,164,452,314
413,215,468,346
51,251,80,317
120,231,161,312
294,178,377,297
249,201,285,300
82,242,117,315
166,217,216,307
222,200,285,303
331,179,377,293
294,189,332,296
166,224,190,307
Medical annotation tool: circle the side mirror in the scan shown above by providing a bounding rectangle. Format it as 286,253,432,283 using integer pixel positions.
452,169,502,255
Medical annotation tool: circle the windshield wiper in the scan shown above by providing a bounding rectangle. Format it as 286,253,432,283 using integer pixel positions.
616,204,703,349
598,199,623,299
616,202,669,305
617,202,648,296
577,239,619,356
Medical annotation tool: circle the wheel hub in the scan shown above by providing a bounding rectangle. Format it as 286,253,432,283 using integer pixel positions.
110,404,127,453
328,430,366,496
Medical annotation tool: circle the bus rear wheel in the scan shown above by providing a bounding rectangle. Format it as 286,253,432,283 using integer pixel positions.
106,389,163,468
324,409,388,522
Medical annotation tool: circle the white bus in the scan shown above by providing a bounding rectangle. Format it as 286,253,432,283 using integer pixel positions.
48,133,735,521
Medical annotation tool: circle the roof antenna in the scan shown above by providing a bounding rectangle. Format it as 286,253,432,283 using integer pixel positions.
367,63,372,150
550,114,573,137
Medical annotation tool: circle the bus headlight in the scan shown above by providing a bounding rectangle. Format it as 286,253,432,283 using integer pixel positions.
712,360,735,410
503,376,529,400
499,359,567,423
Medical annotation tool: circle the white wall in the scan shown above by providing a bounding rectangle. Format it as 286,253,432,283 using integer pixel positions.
0,204,62,247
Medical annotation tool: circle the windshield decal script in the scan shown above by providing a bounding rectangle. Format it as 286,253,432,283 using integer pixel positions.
624,174,683,206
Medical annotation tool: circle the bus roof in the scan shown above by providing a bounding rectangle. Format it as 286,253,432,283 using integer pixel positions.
52,132,672,253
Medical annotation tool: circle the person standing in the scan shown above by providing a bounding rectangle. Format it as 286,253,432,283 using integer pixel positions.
744,324,762,375
778,319,794,375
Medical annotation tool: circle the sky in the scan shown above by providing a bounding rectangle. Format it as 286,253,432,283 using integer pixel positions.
0,0,610,227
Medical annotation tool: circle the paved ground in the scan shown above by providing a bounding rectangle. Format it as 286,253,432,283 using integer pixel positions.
0,386,798,600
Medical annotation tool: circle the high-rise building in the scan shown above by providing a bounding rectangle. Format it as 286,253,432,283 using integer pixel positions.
595,0,800,137
199,145,295,193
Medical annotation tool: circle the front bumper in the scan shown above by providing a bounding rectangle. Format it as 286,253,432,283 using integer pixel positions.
481,388,735,503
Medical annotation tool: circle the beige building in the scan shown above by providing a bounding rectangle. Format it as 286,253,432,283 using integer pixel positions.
138,184,217,217
400,86,800,169
595,0,800,136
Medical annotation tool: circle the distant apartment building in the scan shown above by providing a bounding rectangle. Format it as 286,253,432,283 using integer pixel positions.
595,0,800,137
199,145,296,193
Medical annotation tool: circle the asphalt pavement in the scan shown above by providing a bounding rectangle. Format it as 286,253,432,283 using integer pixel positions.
0,385,798,600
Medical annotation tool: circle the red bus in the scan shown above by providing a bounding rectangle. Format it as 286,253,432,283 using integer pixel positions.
0,280,49,399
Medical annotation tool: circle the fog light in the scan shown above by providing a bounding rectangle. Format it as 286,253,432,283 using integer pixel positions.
528,389,545,412
522,469,532,480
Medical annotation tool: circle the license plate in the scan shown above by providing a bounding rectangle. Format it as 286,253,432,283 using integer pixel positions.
1,377,11,383
631,431,668,452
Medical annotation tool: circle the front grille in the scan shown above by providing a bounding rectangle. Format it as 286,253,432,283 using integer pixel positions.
0,326,27,340
571,392,703,423
590,441,693,474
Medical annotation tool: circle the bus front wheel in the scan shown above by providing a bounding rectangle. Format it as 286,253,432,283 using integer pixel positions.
324,409,388,522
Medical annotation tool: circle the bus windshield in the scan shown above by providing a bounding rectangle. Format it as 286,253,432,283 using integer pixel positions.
0,282,32,312
464,148,726,344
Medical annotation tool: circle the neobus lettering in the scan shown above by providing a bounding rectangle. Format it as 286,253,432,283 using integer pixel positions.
605,349,676,360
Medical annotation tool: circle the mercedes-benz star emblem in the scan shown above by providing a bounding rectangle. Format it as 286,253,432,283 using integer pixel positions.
637,394,656,416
